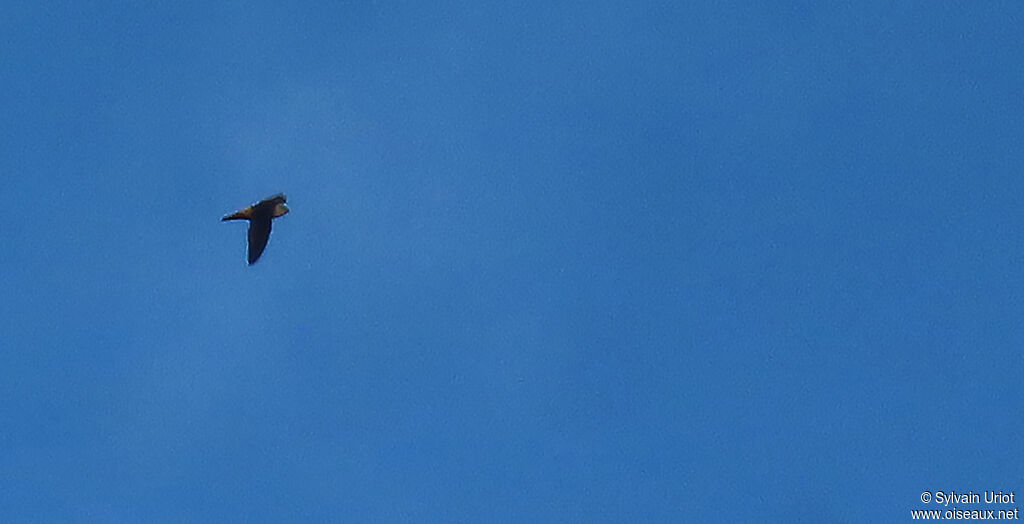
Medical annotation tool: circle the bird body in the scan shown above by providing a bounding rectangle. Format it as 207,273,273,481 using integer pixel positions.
222,194,289,264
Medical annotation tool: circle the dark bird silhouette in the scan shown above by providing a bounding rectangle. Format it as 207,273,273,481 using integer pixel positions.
222,194,289,265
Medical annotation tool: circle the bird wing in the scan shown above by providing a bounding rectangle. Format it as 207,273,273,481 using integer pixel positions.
257,194,287,207
247,216,273,265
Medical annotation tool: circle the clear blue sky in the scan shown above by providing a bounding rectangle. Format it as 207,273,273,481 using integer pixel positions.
1,2,1022,522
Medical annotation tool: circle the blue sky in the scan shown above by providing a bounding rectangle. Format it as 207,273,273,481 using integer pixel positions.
1,2,1022,522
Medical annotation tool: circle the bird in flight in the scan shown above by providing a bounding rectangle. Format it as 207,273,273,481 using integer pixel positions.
222,194,290,265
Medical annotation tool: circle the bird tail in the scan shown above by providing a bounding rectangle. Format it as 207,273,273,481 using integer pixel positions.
221,208,253,221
